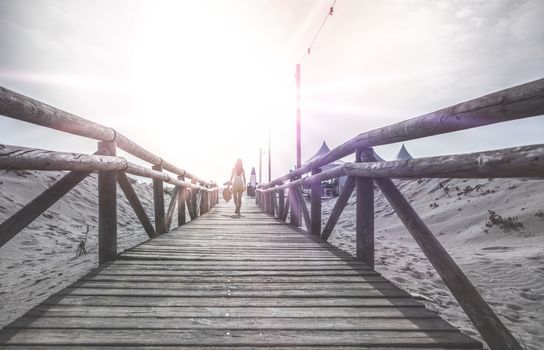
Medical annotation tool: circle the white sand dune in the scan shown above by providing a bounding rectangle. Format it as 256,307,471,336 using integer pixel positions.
0,170,186,328
320,177,544,349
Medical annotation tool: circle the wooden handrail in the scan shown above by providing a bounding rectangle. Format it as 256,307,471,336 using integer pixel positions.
262,78,544,187
258,144,544,192
0,144,212,191
0,86,208,185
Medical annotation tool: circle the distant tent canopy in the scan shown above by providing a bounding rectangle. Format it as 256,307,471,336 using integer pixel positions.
395,144,413,160
304,141,345,171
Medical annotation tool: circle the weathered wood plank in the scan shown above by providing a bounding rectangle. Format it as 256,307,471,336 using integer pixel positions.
0,329,482,347
39,295,423,308
26,305,437,318
7,316,454,331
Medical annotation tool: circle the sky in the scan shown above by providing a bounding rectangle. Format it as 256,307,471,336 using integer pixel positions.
0,0,543,183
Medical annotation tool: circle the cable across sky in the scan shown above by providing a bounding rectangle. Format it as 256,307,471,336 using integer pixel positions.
298,0,338,64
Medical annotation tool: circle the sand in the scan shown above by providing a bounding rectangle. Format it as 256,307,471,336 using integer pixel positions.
321,177,544,349
0,169,185,328
1,170,542,349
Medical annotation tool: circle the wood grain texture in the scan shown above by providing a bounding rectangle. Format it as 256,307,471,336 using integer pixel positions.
97,141,117,264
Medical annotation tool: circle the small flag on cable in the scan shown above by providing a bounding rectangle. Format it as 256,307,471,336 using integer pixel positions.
329,6,334,15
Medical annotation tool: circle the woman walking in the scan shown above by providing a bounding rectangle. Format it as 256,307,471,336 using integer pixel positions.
229,159,246,215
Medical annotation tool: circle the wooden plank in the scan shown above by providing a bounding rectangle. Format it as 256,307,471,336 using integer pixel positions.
116,172,156,238
356,148,374,268
375,176,520,350
0,329,482,347
56,288,408,298
0,168,90,248
164,186,180,232
40,295,423,308
27,305,437,318
322,176,355,240
97,141,117,264
152,164,166,234
7,316,454,331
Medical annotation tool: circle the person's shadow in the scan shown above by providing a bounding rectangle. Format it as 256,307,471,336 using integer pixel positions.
230,214,242,219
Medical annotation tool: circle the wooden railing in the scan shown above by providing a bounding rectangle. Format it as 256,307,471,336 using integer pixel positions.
256,78,544,350
0,86,219,263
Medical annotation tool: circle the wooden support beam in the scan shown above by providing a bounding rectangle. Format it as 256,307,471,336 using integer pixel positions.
98,141,117,264
116,172,156,238
375,177,521,350
165,186,180,232
310,168,321,235
0,169,90,248
177,176,186,226
152,164,166,234
294,187,311,233
321,176,355,241
186,189,195,221
356,149,375,268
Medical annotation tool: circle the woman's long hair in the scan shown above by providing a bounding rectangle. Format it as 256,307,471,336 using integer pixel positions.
234,159,244,176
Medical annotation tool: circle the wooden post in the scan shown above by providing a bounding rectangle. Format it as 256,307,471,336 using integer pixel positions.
375,176,521,350
152,164,166,234
278,189,285,219
117,172,156,238
177,176,186,226
192,188,199,218
310,168,321,235
356,148,374,268
98,141,117,264
200,189,207,215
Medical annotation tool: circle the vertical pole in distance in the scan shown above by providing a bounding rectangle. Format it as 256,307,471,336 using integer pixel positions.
259,148,262,184
98,141,117,264
355,148,374,268
152,164,166,234
310,168,321,235
177,176,186,226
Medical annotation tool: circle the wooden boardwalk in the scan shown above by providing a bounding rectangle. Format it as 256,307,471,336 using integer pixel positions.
0,201,482,349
